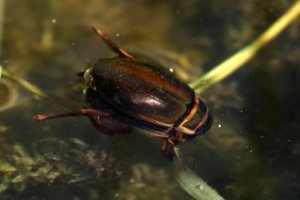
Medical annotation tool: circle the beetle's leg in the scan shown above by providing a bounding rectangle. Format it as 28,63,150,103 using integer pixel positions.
36,108,112,121
161,138,176,159
91,26,139,61
88,115,131,135
36,109,130,135
161,132,185,159
175,132,185,143
161,138,170,158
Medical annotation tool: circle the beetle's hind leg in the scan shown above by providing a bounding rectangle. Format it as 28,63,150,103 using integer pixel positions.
91,26,139,61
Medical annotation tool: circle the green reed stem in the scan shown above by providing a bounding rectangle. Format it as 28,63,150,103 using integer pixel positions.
0,65,47,97
189,0,300,94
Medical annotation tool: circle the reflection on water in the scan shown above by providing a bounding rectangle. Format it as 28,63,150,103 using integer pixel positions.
1,0,300,199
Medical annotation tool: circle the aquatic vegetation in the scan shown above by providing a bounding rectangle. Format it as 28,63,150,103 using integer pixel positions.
0,0,300,199
0,138,122,193
0,75,19,112
116,163,189,200
175,2,300,199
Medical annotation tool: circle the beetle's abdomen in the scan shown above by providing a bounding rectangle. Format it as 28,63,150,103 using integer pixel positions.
183,96,212,135
90,57,195,127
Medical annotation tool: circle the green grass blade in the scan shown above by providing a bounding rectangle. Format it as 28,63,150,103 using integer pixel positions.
174,147,224,200
189,1,300,94
0,65,47,97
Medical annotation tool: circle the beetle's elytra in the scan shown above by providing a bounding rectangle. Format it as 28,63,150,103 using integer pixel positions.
36,27,212,158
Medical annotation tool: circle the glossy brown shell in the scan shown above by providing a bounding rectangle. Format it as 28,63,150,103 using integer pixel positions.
89,57,195,128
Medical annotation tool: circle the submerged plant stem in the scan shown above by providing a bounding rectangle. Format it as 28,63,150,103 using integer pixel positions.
174,147,224,200
0,66,47,98
189,0,300,94
0,0,4,57
176,2,300,200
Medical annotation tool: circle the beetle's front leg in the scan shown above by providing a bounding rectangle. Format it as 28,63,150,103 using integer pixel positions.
36,108,130,135
36,108,112,121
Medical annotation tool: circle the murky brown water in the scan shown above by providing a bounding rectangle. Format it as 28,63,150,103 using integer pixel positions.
1,1,300,199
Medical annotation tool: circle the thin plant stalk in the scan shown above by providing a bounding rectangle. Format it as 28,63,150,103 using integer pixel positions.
0,0,4,57
189,0,300,94
176,2,300,200
0,65,46,97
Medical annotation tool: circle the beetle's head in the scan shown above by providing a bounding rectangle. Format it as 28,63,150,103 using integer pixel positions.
83,67,93,84
78,67,94,88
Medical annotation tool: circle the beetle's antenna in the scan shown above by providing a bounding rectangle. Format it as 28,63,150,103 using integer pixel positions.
91,26,139,61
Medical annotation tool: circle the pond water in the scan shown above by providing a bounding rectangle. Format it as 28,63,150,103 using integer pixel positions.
1,0,300,200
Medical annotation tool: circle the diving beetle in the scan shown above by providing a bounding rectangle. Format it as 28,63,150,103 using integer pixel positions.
36,27,212,158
